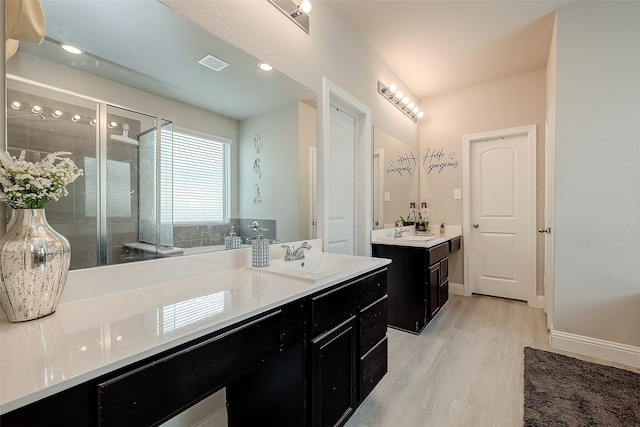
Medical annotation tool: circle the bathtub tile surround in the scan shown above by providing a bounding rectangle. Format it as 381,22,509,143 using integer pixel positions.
172,218,277,250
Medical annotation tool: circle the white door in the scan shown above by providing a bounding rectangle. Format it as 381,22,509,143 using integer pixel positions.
467,128,535,301
326,106,355,254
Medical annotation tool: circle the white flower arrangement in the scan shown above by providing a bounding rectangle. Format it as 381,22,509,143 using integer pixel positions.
0,151,83,209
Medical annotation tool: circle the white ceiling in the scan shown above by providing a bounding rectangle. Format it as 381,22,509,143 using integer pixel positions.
328,0,570,99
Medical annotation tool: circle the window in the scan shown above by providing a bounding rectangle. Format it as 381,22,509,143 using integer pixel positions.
171,130,231,224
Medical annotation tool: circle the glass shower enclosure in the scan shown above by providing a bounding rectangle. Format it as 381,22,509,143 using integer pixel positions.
6,77,174,269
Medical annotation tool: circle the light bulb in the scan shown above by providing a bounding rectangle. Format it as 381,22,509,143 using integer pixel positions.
417,111,424,118
52,110,63,118
401,97,409,105
407,102,414,110
394,91,403,100
389,84,397,93
90,119,97,126
31,105,42,114
107,121,117,128
72,114,81,122
11,101,21,110
61,43,83,55
300,0,312,14
412,106,420,114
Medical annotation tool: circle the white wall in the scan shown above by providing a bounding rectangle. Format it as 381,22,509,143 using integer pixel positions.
161,0,420,160
238,102,300,242
554,1,640,348
419,70,547,289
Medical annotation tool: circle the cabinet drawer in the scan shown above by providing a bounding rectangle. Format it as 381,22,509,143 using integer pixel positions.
98,310,282,427
359,336,388,401
359,295,388,354
311,281,357,336
428,242,448,264
449,236,461,253
440,257,448,284
359,269,387,307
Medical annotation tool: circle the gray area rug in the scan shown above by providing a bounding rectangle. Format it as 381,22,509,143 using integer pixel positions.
523,347,640,426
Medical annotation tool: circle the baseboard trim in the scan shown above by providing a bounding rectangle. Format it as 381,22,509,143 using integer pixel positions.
449,282,464,295
550,330,640,369
531,295,545,309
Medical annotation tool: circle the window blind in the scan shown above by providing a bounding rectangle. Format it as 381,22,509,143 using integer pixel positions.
171,130,230,224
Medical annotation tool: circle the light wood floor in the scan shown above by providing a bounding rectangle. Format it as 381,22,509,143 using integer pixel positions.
345,294,551,427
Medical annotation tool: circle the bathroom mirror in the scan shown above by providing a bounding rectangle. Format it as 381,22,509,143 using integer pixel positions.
373,127,419,229
5,0,317,269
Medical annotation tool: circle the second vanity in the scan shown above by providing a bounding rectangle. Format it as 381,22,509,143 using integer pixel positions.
0,239,389,427
371,227,462,334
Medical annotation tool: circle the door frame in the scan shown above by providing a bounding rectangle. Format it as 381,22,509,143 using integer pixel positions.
373,148,384,229
462,124,537,305
320,78,372,256
544,101,556,329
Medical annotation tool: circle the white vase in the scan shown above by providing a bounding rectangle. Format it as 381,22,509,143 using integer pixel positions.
0,209,71,322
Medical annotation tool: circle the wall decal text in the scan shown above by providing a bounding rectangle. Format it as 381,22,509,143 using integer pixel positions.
422,147,460,174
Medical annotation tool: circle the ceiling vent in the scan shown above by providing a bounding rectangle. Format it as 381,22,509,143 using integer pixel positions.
198,54,229,72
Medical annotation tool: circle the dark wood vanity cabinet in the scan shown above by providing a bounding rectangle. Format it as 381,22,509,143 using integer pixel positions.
372,242,450,335
1,268,388,427
308,269,388,427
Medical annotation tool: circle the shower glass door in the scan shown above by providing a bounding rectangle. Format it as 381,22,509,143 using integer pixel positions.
6,77,174,269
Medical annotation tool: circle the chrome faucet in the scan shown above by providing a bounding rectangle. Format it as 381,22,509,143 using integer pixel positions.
282,242,312,261
393,228,408,239
281,244,294,261
292,242,311,260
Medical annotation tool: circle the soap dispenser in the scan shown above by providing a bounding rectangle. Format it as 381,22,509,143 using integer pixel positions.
251,227,270,267
225,226,241,250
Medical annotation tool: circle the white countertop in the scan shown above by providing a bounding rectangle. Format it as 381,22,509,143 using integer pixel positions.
371,225,462,248
0,239,390,415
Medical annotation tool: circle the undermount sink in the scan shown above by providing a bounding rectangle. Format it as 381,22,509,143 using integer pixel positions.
379,235,437,242
403,235,437,241
248,253,368,283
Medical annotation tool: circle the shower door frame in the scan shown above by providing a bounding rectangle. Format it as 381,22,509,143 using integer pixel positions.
6,74,171,268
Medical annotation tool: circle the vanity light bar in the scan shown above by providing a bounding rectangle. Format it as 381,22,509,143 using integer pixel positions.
378,81,424,123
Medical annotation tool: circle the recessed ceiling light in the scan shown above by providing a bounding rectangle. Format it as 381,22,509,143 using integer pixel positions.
61,43,83,55
259,63,273,71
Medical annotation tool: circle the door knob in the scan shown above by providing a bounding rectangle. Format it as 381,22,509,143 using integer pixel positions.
472,223,479,228
538,227,551,234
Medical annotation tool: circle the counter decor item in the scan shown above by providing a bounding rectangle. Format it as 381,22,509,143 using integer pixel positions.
0,150,82,322
251,227,270,267
415,212,429,234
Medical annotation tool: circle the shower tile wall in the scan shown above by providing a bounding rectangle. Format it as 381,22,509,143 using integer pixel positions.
6,89,141,269
7,89,98,269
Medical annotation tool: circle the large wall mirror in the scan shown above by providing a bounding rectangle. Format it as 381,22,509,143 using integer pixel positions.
373,127,419,229
5,0,317,270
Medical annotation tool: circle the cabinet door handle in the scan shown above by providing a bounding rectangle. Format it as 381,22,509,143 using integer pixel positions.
472,223,479,228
